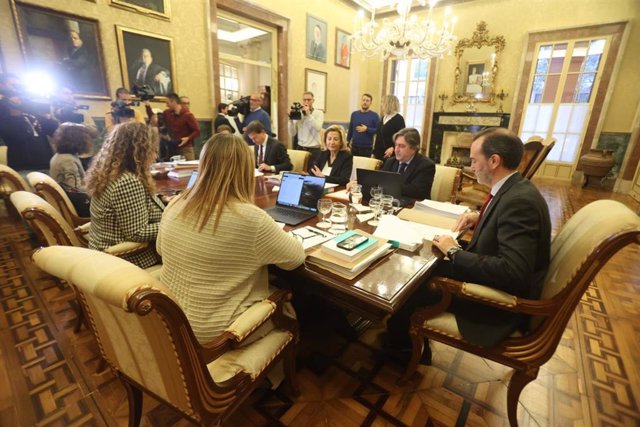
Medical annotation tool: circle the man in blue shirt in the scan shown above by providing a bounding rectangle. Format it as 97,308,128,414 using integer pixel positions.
241,93,271,144
347,93,380,158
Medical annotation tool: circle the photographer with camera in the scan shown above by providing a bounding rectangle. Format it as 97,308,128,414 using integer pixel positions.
53,87,96,129
0,73,57,172
241,93,271,145
104,88,148,133
162,92,200,161
288,91,324,157
214,102,238,134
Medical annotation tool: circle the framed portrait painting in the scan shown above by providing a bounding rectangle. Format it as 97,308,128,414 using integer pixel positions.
305,68,327,112
335,28,351,69
306,15,327,63
10,1,109,98
110,0,171,20
115,26,176,98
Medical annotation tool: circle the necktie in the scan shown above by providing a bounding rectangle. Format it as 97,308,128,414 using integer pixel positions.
478,193,494,222
258,144,264,165
398,162,407,175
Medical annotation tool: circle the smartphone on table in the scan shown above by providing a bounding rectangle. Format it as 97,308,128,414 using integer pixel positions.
337,234,368,251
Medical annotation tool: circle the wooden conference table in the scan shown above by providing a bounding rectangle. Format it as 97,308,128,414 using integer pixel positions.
156,174,439,322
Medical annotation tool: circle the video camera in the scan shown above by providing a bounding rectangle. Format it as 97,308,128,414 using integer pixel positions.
53,100,89,124
226,96,250,117
132,84,155,102
288,102,303,120
0,86,52,117
110,99,138,120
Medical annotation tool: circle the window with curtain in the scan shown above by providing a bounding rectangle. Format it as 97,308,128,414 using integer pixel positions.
389,58,429,135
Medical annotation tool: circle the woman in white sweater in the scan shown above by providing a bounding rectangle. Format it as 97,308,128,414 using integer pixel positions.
157,133,305,343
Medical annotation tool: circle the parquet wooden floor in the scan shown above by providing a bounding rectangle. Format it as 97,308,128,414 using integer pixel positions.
0,178,638,426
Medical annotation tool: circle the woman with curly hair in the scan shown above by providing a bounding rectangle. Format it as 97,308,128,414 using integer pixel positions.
85,121,163,268
49,122,93,190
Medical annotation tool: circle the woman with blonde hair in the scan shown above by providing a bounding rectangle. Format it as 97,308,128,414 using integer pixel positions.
157,133,305,344
373,94,405,160
308,124,353,185
85,121,163,268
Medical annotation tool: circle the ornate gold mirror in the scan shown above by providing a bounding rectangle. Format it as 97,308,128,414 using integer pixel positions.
452,21,506,105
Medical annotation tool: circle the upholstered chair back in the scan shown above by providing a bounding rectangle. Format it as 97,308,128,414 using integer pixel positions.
27,172,81,225
287,149,311,173
0,163,30,195
530,199,640,332
431,165,462,202
0,146,8,165
32,246,263,425
10,191,83,247
352,156,382,172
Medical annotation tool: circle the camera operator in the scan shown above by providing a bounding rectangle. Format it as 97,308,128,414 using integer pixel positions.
214,102,238,134
0,73,56,172
104,87,147,133
53,87,96,130
162,92,200,160
241,93,271,145
288,91,324,157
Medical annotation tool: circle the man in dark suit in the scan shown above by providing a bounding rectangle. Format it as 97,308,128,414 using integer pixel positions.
385,128,552,362
246,120,292,173
131,48,172,95
382,128,435,200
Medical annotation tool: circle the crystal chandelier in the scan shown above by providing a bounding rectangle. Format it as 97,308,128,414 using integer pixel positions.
352,0,457,60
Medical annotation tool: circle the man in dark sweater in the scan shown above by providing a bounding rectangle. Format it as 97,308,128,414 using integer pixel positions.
347,93,380,158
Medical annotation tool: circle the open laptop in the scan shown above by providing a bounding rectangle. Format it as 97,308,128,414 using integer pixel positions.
357,168,412,206
265,172,326,226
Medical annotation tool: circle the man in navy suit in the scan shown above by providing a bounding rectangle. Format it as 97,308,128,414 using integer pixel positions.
385,127,552,362
381,128,435,200
246,120,292,173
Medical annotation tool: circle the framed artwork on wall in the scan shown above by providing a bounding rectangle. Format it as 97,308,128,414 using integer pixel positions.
335,28,351,69
306,14,327,63
115,26,176,98
10,1,109,98
110,0,171,20
305,68,327,112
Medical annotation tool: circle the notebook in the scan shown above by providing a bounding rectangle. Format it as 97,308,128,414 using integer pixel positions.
264,172,326,225
356,168,412,206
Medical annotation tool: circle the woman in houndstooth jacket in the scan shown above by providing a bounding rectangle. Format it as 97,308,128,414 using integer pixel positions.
85,122,163,268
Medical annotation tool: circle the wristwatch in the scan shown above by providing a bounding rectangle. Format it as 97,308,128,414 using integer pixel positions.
446,246,463,261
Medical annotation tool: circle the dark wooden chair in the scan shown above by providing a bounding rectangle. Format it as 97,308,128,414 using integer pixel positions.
32,245,299,427
522,137,556,179
400,199,640,426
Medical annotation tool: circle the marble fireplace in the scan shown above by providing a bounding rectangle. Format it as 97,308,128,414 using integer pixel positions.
428,112,511,164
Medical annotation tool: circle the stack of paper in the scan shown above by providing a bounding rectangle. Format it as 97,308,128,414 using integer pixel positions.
325,189,350,202
373,215,458,250
290,226,333,251
306,230,392,279
414,199,469,219
168,169,194,179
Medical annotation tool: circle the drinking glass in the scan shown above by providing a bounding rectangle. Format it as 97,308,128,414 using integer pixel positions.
329,202,348,232
370,185,383,202
317,199,333,229
350,184,363,205
368,199,383,226
381,195,395,216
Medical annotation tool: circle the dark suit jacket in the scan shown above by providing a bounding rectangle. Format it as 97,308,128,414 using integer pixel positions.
434,173,552,347
308,150,353,185
254,137,292,172
382,153,435,200
373,114,405,160
214,114,235,133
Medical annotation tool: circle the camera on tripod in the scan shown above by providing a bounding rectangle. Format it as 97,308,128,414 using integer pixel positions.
288,102,303,120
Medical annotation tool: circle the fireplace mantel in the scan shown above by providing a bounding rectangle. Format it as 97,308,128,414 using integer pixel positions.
429,112,510,164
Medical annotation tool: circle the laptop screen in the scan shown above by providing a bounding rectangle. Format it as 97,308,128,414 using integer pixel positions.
357,168,404,201
276,172,325,212
186,170,198,189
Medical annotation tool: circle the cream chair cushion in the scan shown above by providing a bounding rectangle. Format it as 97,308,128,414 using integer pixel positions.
431,164,460,202
0,146,7,166
27,171,79,218
10,191,83,247
352,156,382,171
0,164,30,195
287,149,310,173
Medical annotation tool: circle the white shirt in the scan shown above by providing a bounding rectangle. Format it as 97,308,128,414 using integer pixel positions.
289,108,324,148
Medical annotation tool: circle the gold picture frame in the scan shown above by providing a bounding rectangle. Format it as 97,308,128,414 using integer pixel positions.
305,68,327,112
10,0,110,98
115,26,177,99
335,28,351,69
110,0,171,21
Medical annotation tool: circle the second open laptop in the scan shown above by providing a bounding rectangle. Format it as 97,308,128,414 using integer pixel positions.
264,172,326,226
356,168,412,206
